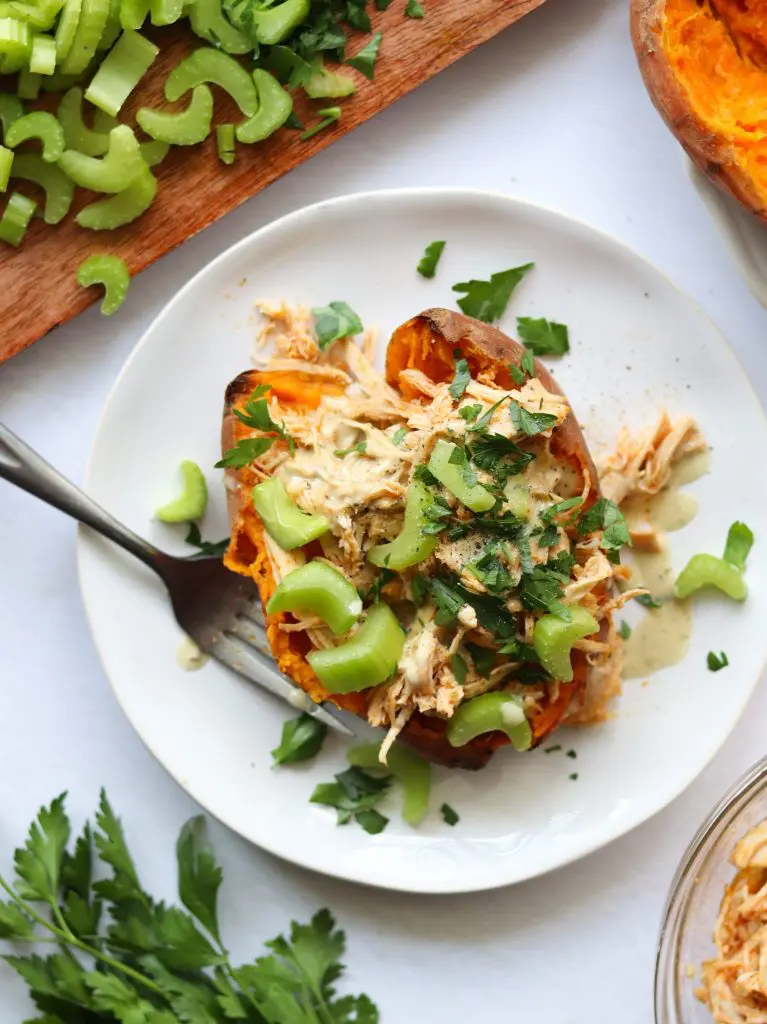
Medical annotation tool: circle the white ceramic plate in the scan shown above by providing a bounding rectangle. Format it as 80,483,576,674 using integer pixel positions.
79,188,767,894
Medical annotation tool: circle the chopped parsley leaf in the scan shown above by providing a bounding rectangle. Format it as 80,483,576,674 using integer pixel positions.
544,744,562,753
449,349,471,400
334,440,367,458
540,497,583,524
496,637,539,661
465,642,496,677
509,400,558,437
392,426,408,446
410,573,429,605
232,384,294,452
518,565,571,620
566,749,577,759
310,767,390,833
723,521,754,571
509,363,526,386
428,575,465,626
468,545,515,595
618,620,632,640
450,652,468,684
470,432,534,480
184,522,229,557
452,263,534,323
521,349,536,378
459,403,483,423
405,0,424,17
707,650,729,672
635,592,662,609
312,300,363,350
272,713,328,765
417,240,446,279
346,30,382,80
215,436,276,468
471,395,509,432
441,803,459,826
426,574,516,637
569,772,579,781
516,316,570,356
577,497,631,552
359,568,396,605
536,523,559,548
547,550,576,576
413,464,439,486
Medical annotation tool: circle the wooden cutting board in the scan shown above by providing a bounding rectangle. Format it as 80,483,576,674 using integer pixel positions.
0,0,546,363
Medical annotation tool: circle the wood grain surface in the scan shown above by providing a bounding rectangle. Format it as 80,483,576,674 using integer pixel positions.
0,0,546,363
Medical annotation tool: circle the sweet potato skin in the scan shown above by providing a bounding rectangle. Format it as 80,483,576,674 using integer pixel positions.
222,310,601,769
630,0,767,222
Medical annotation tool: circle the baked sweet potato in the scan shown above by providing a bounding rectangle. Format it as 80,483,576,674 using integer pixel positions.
632,0,767,220
222,309,606,769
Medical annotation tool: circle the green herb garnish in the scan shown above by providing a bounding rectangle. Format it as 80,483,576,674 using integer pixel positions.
618,620,632,639
405,0,424,16
392,426,408,445
449,348,471,400
417,239,446,278
516,316,570,356
233,383,294,451
577,497,631,552
184,522,230,557
312,300,363,350
450,652,468,684
723,521,754,571
569,772,579,781
311,766,390,833
215,436,276,468
707,650,729,672
509,400,558,437
300,105,342,140
521,349,536,377
334,440,368,458
566,749,577,759
0,792,377,1021
509,363,526,386
470,432,534,479
518,565,571,620
635,592,662,609
540,497,583,524
452,263,534,323
459,403,483,423
346,30,382,79
272,713,328,765
465,642,496,677
441,803,459,826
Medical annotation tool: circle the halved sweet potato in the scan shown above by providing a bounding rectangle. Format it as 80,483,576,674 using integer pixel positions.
632,0,767,220
222,309,601,769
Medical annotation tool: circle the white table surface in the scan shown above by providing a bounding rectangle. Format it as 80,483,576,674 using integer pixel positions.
3,0,767,1019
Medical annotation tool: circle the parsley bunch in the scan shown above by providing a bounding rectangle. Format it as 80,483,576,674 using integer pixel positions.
217,384,295,469
0,792,378,1023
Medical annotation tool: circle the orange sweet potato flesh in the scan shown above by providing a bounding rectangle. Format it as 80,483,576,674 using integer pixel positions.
222,309,601,770
632,0,767,219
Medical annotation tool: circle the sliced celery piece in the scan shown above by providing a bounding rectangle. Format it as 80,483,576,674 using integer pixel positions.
58,86,110,155
119,0,148,28
85,29,158,115
165,47,257,116
10,0,64,29
76,253,129,314
92,107,117,132
139,138,168,166
249,0,309,45
16,68,40,98
0,15,31,57
149,0,181,25
61,0,109,73
0,93,23,136
55,0,82,59
216,122,234,164
76,162,155,228
59,123,143,191
0,50,26,72
0,190,35,245
29,33,57,73
304,59,355,99
188,0,248,55
5,111,65,162
236,69,292,144
9,152,74,222
40,68,83,91
136,83,212,145
97,0,121,47
0,144,12,190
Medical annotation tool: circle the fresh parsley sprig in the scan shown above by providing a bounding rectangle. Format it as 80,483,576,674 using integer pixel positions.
516,317,570,356
312,300,364,351
452,263,534,324
0,792,378,1023
417,240,446,279
217,384,295,468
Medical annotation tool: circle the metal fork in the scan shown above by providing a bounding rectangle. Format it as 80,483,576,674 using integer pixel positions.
0,422,357,736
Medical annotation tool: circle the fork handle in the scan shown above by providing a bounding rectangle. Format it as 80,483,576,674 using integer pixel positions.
0,422,161,572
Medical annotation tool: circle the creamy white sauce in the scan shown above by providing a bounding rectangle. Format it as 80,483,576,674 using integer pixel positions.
176,635,208,671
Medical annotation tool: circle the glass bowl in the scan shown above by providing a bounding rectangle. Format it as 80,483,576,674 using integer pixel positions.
656,756,767,1024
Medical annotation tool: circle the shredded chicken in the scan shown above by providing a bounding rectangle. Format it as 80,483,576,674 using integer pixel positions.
245,303,706,758
698,820,767,1023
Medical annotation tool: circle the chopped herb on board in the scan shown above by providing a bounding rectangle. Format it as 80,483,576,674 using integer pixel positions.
346,31,383,80
405,0,424,17
300,106,342,141
417,239,446,278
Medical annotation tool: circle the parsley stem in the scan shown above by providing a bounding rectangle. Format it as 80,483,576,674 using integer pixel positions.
0,875,165,997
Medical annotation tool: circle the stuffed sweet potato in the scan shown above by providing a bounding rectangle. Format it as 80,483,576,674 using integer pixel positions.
222,307,625,769
632,0,767,220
